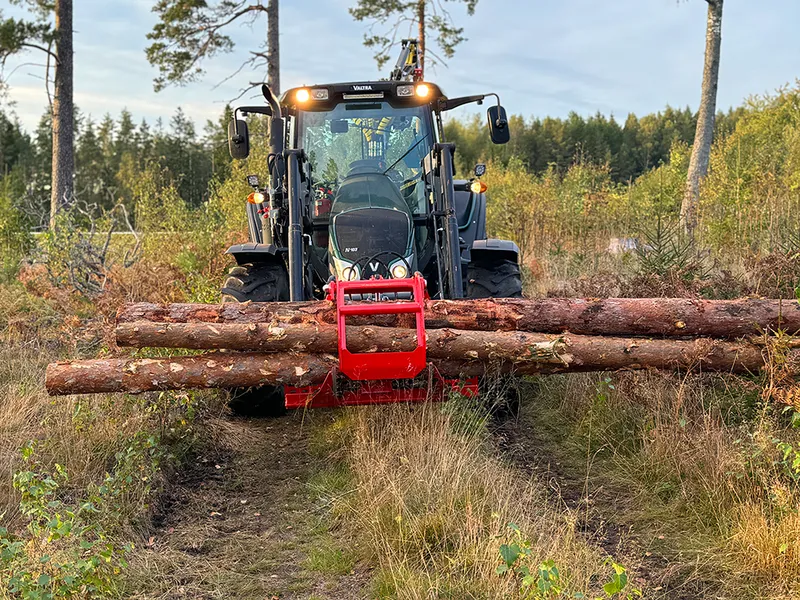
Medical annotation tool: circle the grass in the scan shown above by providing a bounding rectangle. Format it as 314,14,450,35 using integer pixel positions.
517,371,800,598
4,229,800,598
309,397,623,598
0,275,224,598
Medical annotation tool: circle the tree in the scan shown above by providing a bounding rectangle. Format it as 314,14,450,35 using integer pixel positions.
680,0,724,239
349,0,478,78
146,0,281,96
0,0,74,228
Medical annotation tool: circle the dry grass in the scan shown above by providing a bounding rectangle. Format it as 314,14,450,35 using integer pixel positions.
324,400,614,598
0,277,214,535
525,370,800,597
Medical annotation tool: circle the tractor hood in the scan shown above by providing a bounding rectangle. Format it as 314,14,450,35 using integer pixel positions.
329,172,415,280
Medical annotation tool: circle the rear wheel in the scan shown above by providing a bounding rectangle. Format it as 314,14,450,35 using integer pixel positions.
221,261,289,416
466,256,523,299
466,254,523,415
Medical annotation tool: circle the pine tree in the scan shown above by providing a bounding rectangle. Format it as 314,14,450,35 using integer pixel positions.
0,0,74,227
146,0,280,95
349,0,478,77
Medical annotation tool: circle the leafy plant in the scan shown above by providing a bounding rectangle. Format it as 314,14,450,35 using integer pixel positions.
0,443,134,598
496,523,641,599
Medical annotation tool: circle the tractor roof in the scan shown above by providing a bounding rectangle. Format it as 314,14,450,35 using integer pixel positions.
280,80,445,112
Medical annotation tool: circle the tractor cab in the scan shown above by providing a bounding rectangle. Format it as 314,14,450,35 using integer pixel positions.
284,82,440,282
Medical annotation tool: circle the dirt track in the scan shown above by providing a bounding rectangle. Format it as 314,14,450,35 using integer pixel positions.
127,413,367,599
494,405,723,600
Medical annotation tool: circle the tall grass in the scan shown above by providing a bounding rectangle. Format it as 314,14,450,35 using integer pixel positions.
525,371,800,597
316,399,620,598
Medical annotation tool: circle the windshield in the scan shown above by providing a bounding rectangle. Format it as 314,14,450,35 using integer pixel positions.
298,102,432,215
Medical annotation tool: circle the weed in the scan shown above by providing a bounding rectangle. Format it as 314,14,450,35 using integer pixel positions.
496,523,642,599
0,443,134,598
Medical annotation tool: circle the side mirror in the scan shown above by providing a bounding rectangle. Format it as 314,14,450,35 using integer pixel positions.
487,105,510,145
228,119,250,159
330,119,349,134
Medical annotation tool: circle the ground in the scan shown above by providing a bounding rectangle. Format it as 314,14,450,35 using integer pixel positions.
126,413,368,600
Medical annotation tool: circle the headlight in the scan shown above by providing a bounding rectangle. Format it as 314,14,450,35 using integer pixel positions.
415,84,430,98
311,88,329,100
296,88,310,102
390,263,409,279
396,85,414,97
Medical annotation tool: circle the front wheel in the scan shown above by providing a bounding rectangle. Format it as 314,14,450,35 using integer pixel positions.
466,256,523,299
221,261,290,416
466,254,523,417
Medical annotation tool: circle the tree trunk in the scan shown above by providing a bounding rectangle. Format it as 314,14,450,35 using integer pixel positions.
117,297,800,339
266,0,280,94
46,352,336,395
116,322,567,365
50,0,74,228
680,0,723,239
46,334,782,396
115,321,774,372
417,0,425,79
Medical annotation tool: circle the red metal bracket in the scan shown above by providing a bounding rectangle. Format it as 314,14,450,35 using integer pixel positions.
284,371,479,409
327,274,427,381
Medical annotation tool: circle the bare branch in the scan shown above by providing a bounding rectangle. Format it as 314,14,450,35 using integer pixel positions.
19,42,59,63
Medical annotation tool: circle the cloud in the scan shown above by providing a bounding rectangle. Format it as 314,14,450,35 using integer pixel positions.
3,0,800,133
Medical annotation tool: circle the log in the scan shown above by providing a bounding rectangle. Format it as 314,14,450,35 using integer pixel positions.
45,353,336,395
114,321,774,373
116,322,567,364
116,298,800,338
48,335,782,396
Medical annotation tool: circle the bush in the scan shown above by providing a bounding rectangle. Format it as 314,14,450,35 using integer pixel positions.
0,178,34,282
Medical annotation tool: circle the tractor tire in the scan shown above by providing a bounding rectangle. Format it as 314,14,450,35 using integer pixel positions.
466,255,523,417
221,261,290,416
466,256,523,299
221,262,289,303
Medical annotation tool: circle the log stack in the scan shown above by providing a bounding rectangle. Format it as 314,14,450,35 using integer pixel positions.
45,297,800,396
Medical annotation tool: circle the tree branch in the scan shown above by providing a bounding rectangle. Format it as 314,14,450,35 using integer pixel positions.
20,41,59,63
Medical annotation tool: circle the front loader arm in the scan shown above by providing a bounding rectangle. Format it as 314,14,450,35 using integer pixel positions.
425,143,464,299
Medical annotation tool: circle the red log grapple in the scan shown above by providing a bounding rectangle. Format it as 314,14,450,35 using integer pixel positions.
284,274,478,409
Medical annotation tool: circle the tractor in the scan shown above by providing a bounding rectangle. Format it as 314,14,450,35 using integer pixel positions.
222,40,521,413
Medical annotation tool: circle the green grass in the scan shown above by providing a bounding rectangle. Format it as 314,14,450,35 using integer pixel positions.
305,537,357,575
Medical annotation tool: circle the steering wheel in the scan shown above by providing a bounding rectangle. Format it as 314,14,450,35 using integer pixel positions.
385,169,405,185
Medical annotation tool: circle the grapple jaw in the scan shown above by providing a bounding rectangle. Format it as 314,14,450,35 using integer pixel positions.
328,274,428,380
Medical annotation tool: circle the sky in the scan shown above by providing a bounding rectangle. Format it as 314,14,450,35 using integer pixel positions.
2,0,799,134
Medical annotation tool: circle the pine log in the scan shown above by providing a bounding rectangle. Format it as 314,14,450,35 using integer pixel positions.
48,335,782,396
116,298,800,338
45,353,336,396
114,321,775,374
116,322,566,364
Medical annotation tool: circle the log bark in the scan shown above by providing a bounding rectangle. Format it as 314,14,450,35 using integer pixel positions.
50,334,782,396
117,298,800,339
116,322,773,373
116,322,568,364
45,353,336,396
